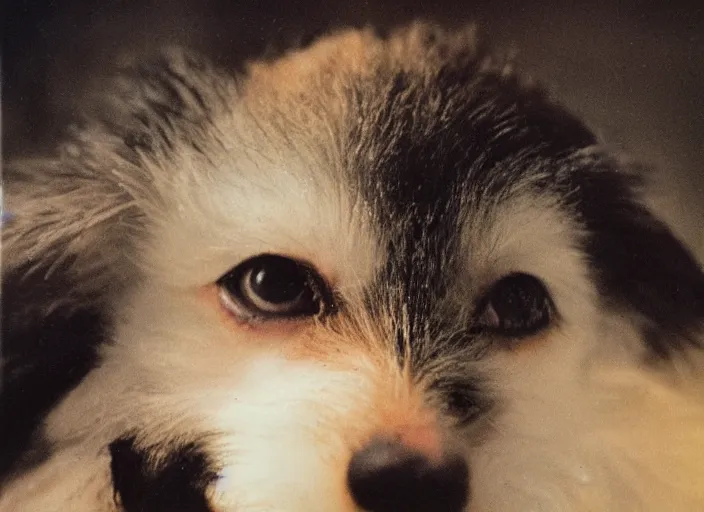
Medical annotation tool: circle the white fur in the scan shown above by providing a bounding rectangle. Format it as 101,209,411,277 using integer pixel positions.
2,23,703,512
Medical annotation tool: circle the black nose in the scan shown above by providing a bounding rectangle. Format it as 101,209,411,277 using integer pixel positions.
347,438,469,512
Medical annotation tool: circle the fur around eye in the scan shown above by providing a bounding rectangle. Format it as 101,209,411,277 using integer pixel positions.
475,273,553,338
216,254,331,321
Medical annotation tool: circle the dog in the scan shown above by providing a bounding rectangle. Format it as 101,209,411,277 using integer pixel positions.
2,22,703,512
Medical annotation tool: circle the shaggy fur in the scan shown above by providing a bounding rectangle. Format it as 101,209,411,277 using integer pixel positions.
2,23,704,512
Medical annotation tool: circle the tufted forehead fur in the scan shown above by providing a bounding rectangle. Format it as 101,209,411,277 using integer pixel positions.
2,22,704,512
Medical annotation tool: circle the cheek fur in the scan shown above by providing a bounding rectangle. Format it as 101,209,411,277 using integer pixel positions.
469,317,704,512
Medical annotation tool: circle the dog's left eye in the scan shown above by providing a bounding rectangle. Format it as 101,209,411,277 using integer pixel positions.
217,254,331,321
474,272,553,338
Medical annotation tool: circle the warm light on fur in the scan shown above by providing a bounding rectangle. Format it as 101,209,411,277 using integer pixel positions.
2,23,703,512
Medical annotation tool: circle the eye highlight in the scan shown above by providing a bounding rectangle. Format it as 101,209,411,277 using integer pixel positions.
474,272,553,338
216,254,332,322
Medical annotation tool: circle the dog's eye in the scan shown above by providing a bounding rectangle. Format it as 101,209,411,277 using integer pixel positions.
474,273,553,337
217,254,331,321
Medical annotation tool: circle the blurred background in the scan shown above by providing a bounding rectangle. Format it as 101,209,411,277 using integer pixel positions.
3,0,703,252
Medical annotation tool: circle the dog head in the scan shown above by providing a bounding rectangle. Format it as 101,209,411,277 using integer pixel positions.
2,23,704,512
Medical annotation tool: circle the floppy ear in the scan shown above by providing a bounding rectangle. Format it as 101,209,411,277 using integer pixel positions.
571,157,704,357
3,154,141,309
0,47,224,477
1,153,138,477
2,47,226,307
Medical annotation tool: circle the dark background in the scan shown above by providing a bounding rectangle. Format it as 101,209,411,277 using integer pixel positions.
3,0,703,252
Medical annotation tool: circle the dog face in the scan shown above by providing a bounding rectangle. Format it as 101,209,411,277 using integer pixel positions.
2,23,704,512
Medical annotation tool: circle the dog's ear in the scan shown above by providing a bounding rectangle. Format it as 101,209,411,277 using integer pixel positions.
2,48,228,303
1,154,134,476
571,158,704,356
0,47,224,478
3,155,140,311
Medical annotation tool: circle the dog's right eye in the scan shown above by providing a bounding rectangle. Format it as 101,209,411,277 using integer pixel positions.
216,254,332,322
